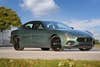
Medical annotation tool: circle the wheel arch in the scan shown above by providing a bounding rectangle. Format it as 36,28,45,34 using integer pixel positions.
50,34,58,39
13,35,19,40
12,35,20,44
50,33,67,48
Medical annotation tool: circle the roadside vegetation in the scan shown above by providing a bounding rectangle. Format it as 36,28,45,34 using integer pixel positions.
0,6,21,32
0,58,100,67
95,39,100,48
95,39,100,44
95,44,100,48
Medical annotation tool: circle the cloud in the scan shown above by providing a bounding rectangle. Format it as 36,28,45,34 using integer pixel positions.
20,0,59,16
64,19,100,40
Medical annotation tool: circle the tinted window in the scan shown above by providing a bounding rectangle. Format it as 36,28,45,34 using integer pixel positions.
24,23,33,29
44,21,72,30
32,23,44,30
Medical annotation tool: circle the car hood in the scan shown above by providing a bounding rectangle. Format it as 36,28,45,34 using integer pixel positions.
58,29,93,37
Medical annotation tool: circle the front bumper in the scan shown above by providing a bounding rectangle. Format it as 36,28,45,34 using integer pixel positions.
64,42,94,49
64,37,95,49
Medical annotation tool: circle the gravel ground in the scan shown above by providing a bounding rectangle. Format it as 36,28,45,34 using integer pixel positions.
0,47,100,60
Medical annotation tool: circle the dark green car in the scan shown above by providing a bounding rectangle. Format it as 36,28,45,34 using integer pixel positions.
10,21,95,51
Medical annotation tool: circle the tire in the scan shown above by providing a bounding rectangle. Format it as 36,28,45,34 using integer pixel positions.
41,48,50,51
51,37,62,51
79,48,92,51
13,37,24,51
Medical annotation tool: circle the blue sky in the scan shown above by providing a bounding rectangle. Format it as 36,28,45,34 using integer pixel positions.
1,0,100,22
0,0,100,40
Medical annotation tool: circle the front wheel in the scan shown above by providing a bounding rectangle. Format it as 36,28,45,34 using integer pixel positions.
79,48,92,51
51,37,62,51
13,37,24,51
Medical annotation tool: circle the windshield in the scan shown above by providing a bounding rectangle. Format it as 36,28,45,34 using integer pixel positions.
43,21,72,30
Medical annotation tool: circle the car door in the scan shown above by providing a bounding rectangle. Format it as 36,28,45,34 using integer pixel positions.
32,22,51,48
21,23,33,47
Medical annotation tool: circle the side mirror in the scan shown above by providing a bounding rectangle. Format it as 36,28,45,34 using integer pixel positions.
70,27,74,29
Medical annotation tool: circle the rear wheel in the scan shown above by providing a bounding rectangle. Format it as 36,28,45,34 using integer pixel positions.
13,37,24,51
51,37,62,51
41,48,50,51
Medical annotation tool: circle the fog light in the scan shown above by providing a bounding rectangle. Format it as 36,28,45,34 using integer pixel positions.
66,41,75,45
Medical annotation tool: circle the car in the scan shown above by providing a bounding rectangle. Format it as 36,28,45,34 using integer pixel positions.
10,21,95,51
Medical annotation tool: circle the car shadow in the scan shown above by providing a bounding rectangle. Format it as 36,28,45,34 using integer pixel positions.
22,47,100,51
1,47,99,51
23,48,81,52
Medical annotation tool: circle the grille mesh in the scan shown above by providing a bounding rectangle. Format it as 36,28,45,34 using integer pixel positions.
77,37,92,42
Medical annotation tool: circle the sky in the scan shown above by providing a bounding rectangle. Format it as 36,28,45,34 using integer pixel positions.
0,0,100,40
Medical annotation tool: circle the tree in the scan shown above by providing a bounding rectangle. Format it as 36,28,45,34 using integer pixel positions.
0,6,21,45
0,6,21,32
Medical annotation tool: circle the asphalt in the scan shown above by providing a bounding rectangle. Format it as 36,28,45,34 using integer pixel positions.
0,47,100,60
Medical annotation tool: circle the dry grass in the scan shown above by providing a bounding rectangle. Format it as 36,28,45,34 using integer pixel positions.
0,58,100,67
95,44,100,48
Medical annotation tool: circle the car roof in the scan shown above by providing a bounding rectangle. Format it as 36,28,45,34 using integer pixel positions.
25,20,59,24
26,21,42,23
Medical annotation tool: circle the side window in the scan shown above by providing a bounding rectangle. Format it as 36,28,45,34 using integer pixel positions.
47,23,55,30
33,23,44,30
24,23,33,29
57,23,66,29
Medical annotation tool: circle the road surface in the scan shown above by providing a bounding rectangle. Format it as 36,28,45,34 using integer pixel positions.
0,47,100,60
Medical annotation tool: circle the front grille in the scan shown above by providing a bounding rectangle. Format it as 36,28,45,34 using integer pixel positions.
77,37,92,42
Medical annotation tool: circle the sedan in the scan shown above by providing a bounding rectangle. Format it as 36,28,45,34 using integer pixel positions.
10,21,95,51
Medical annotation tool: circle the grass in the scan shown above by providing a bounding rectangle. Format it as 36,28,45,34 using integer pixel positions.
0,58,100,67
